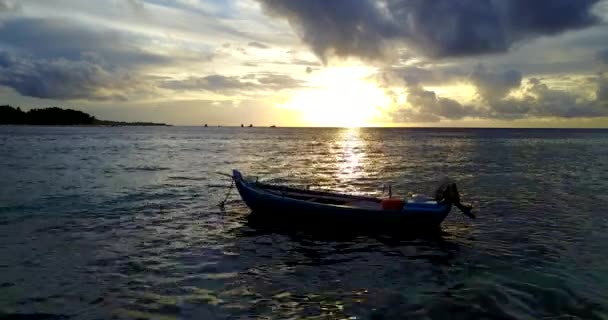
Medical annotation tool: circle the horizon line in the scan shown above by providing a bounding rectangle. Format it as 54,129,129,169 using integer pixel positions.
184,125,608,129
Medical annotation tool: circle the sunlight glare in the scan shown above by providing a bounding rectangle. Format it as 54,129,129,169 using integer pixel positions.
278,66,390,127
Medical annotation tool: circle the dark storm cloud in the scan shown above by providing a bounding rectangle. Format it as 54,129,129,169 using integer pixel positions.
248,41,270,49
259,0,398,63
258,0,601,62
0,51,135,100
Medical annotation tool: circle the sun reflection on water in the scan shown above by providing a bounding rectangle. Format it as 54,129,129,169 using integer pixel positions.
334,128,368,192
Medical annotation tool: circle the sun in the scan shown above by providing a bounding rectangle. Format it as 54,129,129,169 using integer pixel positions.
278,66,390,127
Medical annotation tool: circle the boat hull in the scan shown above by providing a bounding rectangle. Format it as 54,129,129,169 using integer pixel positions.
232,170,451,229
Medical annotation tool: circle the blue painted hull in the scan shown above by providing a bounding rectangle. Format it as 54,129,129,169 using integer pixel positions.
232,170,452,228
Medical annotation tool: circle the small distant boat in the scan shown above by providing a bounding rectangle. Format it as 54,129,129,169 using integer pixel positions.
204,124,208,127
248,124,253,128
270,125,277,128
231,170,474,229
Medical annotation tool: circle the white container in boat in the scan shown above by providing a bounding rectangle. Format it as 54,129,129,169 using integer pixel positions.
410,194,430,203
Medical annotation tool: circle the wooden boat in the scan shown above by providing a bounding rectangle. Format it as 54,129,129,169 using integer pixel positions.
231,170,474,229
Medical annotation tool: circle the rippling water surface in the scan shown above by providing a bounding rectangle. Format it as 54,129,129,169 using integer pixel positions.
1,126,608,319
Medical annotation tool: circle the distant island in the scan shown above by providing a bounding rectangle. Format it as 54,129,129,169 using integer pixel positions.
0,105,169,126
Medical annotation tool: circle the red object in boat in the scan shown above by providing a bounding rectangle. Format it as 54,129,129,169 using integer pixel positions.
381,198,405,210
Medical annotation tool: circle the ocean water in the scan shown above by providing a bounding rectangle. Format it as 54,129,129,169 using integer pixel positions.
1,126,608,319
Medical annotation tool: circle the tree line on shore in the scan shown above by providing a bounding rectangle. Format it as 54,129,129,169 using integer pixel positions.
0,105,167,126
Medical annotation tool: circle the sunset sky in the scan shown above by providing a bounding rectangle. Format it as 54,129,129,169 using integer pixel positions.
1,0,608,127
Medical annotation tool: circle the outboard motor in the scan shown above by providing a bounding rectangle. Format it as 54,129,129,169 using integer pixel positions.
435,182,475,218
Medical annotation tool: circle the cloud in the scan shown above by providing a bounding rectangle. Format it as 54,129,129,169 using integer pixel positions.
0,16,216,100
0,17,173,68
291,58,322,66
161,73,305,94
0,0,20,12
259,0,397,63
470,66,522,101
161,75,257,93
598,49,608,64
0,51,139,101
486,76,608,119
495,80,578,118
391,84,481,122
391,108,441,123
387,69,608,122
258,0,601,62
271,58,322,67
126,0,144,11
255,73,306,89
377,65,465,87
598,75,608,102
248,41,270,49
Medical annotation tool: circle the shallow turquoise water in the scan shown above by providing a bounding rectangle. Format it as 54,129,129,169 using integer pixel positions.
1,126,608,319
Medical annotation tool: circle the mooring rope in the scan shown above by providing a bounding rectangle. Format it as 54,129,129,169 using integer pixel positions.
218,178,234,209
